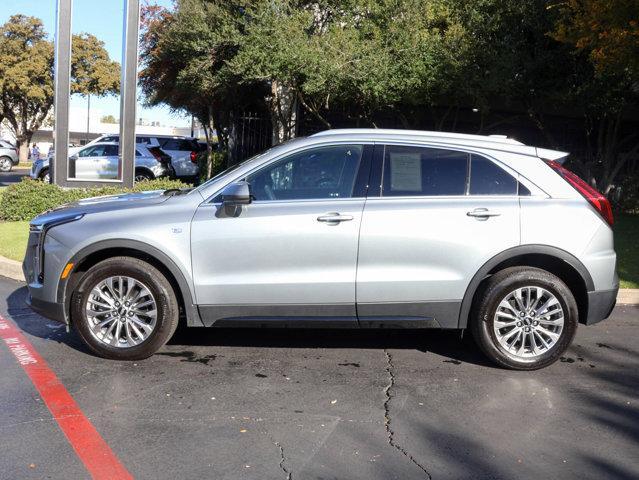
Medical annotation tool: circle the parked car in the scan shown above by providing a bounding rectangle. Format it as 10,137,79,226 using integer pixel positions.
23,129,618,370
0,139,19,172
84,134,201,182
31,142,174,182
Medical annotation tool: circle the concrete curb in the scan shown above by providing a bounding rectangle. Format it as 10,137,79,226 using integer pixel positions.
617,289,639,305
0,255,24,282
0,254,637,304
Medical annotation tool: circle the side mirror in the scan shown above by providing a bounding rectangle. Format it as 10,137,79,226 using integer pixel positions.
69,154,78,160
221,181,252,206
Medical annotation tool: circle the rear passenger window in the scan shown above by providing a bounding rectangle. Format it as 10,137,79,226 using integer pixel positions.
469,155,517,195
382,145,467,196
160,139,193,151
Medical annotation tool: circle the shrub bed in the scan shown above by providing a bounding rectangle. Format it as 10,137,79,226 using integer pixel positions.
0,177,190,222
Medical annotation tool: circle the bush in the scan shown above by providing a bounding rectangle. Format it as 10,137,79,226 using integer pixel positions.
615,175,639,214
0,177,191,222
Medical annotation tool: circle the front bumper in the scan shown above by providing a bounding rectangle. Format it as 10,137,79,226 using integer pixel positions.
25,293,67,324
584,286,618,325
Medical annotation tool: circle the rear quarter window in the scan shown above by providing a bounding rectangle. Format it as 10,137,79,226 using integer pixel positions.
469,155,518,195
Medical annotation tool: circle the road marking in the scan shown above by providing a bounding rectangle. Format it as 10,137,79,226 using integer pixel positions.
0,315,133,480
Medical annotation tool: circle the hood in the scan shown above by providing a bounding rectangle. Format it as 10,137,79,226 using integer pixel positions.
31,190,172,226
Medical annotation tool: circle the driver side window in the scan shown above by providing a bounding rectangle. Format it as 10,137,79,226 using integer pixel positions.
246,145,363,201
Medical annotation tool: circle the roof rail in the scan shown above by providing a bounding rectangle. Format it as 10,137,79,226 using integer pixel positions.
310,128,524,146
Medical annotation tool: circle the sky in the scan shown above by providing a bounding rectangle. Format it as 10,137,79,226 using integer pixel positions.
0,0,190,128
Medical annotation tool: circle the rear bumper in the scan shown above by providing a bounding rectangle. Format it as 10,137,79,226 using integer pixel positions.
584,287,618,325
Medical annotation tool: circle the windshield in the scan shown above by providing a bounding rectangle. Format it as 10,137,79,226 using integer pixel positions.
194,145,279,191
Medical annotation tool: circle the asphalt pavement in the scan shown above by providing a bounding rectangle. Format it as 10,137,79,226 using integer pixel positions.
0,276,637,480
0,168,29,187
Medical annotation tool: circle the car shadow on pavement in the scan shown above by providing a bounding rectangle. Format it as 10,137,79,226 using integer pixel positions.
5,285,93,355
170,325,495,367
5,284,494,367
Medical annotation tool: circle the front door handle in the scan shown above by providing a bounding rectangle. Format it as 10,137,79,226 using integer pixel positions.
317,212,354,223
467,208,501,219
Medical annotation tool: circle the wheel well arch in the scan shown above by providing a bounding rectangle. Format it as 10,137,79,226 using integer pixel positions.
134,166,155,179
459,246,593,328
60,241,202,327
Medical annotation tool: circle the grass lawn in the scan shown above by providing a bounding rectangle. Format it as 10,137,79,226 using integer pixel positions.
0,215,637,288
615,214,639,289
0,221,29,262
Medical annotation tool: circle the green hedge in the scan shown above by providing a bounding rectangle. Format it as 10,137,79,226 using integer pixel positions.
0,177,191,222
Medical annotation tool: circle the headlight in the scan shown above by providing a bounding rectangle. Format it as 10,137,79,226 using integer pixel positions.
33,214,84,282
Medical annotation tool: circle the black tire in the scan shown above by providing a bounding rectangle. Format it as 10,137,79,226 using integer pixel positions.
71,256,179,360
0,156,13,172
134,170,153,182
39,168,50,182
470,266,578,370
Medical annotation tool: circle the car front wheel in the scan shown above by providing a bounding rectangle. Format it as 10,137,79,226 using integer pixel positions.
71,257,179,360
471,266,578,370
0,157,12,172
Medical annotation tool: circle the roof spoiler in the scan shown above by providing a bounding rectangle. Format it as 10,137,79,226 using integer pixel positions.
536,147,569,164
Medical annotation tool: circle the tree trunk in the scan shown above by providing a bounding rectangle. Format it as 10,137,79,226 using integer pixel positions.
18,141,29,163
270,80,297,144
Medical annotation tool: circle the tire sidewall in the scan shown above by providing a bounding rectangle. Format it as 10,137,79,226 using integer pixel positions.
0,157,12,172
72,259,178,360
475,269,578,370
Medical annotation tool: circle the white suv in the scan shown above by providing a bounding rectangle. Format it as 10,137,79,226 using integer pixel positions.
23,129,618,370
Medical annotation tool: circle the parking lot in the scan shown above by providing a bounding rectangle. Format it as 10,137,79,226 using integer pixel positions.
1,275,638,480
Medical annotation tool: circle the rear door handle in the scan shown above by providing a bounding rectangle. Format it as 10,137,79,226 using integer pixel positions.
467,208,501,219
317,212,354,223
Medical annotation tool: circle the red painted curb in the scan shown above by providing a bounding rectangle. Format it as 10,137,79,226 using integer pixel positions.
0,315,133,480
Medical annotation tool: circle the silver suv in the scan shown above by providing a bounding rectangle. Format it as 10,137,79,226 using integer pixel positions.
23,129,618,370
31,142,173,182
0,139,19,172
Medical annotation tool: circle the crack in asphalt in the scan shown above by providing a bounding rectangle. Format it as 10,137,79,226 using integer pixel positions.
274,440,292,480
383,349,432,479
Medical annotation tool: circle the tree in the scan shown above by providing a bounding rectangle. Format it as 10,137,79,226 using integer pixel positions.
140,0,252,170
550,0,639,193
100,114,117,123
0,15,119,161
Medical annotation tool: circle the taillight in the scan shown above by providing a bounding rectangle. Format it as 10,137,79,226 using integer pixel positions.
190,151,197,163
149,148,161,161
545,160,613,226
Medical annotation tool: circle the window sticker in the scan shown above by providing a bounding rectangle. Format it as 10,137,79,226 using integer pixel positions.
390,152,422,191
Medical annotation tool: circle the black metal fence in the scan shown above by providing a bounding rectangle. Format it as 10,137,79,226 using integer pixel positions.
229,111,272,163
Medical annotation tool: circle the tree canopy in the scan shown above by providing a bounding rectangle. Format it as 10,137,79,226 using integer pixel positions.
140,0,639,195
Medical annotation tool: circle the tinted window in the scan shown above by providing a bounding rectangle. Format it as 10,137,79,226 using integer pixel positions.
160,138,193,151
79,146,101,157
382,145,467,196
246,145,363,201
103,145,119,156
137,136,151,144
469,155,517,195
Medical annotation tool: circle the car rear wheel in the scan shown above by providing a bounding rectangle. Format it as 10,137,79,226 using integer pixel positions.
471,266,578,370
135,170,153,182
0,156,12,172
71,257,179,360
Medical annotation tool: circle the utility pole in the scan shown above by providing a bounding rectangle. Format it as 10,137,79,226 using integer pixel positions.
86,93,91,143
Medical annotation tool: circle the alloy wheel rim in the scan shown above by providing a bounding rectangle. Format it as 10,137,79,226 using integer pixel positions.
85,276,158,348
0,158,10,171
493,286,564,359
